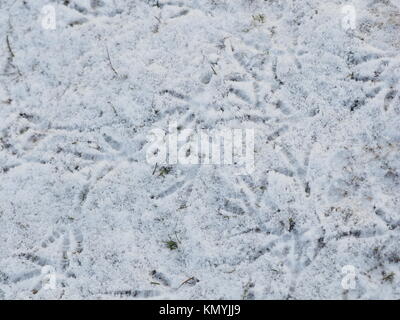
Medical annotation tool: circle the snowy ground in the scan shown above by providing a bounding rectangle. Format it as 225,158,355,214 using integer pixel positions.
0,0,399,300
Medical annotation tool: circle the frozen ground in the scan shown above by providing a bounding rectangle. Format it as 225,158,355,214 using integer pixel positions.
0,0,399,299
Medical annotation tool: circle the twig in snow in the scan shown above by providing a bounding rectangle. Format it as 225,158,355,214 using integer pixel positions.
152,163,158,175
210,64,217,75
6,35,14,58
178,276,199,289
105,44,119,77
5,20,23,80
5,35,22,77
108,102,118,117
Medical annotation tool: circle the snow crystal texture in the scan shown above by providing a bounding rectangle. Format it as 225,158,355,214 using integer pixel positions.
0,0,399,299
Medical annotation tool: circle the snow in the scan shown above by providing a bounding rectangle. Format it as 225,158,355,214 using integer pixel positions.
0,0,399,299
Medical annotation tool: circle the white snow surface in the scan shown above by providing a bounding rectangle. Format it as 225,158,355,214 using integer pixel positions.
0,0,400,299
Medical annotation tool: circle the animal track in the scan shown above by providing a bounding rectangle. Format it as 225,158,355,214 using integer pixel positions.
347,49,400,112
9,226,84,295
100,270,199,299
